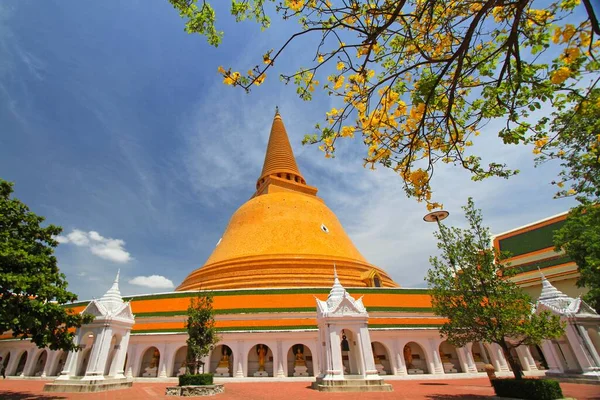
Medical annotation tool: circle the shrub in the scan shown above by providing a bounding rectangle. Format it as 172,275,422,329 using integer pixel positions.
178,373,214,386
491,378,563,400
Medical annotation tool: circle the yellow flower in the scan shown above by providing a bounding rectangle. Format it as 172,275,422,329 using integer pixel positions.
285,0,305,12
254,73,266,86
561,47,580,64
263,54,272,65
336,61,345,71
550,67,570,84
333,76,344,90
567,189,576,195
217,66,226,74
318,55,324,63
340,126,355,137
223,72,240,85
552,28,562,44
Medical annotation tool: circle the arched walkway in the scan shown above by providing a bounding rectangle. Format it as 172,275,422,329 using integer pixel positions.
527,345,547,370
52,351,67,376
139,347,160,377
210,345,233,377
340,329,361,375
248,344,272,377
1,352,11,376
33,350,48,376
14,351,28,376
76,331,96,376
172,346,188,377
587,327,600,360
404,342,429,374
286,344,313,377
371,341,391,375
439,341,462,373
471,342,495,372
104,334,121,376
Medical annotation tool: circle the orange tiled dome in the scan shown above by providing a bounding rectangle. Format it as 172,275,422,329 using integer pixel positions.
176,111,398,290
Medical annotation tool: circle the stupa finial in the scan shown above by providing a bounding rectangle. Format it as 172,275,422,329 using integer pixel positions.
275,105,280,115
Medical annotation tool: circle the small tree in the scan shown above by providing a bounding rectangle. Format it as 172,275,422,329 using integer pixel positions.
426,198,564,380
0,179,94,351
185,291,219,375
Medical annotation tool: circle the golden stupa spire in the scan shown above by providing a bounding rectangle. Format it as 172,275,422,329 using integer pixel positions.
256,108,306,190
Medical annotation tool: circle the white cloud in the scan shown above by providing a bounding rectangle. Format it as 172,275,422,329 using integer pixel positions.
55,229,132,263
129,275,174,289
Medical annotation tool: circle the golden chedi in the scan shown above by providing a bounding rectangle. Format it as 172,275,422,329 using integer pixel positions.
177,110,398,290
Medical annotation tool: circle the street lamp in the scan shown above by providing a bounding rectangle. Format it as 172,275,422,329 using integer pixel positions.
424,210,456,270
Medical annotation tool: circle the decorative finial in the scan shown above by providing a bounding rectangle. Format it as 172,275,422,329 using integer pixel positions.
115,269,120,283
333,263,338,279
275,105,280,115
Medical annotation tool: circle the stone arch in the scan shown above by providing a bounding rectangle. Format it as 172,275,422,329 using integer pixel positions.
286,343,313,377
339,328,362,375
403,341,429,374
439,341,462,373
528,344,548,370
210,344,233,377
371,341,391,375
139,346,160,377
14,351,28,376
104,333,121,376
587,327,600,360
76,331,96,376
33,350,48,376
172,346,188,377
247,344,273,377
52,351,67,376
1,351,10,375
471,342,496,372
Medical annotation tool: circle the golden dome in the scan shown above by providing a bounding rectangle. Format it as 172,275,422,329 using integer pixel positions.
177,111,398,290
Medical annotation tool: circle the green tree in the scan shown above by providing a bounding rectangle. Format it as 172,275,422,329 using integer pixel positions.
0,179,94,351
185,291,219,375
426,198,564,379
168,0,599,209
554,205,600,313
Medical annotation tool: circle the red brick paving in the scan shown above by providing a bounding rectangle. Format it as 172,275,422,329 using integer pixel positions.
0,378,598,399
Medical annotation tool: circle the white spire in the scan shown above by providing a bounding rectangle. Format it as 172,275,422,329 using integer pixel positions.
538,270,570,302
99,270,123,313
327,263,346,302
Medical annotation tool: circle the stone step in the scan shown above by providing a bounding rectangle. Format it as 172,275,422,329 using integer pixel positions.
43,378,133,393
313,383,393,392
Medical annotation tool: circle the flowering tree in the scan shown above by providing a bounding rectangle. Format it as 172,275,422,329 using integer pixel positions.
168,0,599,209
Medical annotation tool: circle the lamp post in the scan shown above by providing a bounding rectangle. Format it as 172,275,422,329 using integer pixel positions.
424,210,456,270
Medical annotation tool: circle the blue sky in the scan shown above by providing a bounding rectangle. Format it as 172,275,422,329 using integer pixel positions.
0,0,580,300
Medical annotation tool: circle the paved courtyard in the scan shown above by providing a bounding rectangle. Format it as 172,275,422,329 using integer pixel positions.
0,378,598,400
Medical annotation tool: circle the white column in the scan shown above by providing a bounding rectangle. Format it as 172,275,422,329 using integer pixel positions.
125,344,137,378
566,323,598,373
83,327,111,380
540,340,562,373
5,350,20,376
429,339,444,374
109,331,130,378
517,346,537,371
394,339,407,375
490,344,508,372
42,351,59,378
327,326,343,378
235,340,244,378
457,347,473,373
275,340,285,378
357,325,378,378
157,343,168,378
577,325,600,368
21,349,36,377
57,333,81,380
